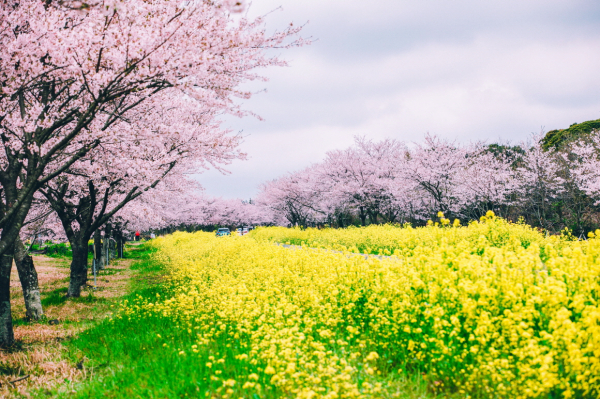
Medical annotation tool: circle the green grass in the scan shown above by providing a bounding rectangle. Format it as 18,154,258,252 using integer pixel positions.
60,299,434,398
32,242,437,399
41,287,69,307
123,243,156,259
0,361,26,376
95,267,119,276
56,253,235,398
40,287,101,307
43,243,73,258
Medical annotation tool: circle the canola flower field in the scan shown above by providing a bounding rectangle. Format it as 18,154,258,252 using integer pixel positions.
249,214,565,257
95,214,599,399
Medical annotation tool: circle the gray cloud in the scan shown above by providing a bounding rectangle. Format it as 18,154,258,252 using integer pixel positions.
197,0,600,198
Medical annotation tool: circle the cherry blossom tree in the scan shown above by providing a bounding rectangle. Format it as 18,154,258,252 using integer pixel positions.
116,188,271,233
0,0,303,347
457,146,514,220
569,131,600,204
257,165,326,227
257,136,519,227
320,138,405,225
512,135,565,230
40,95,245,297
198,197,269,227
401,135,473,219
114,179,209,233
10,197,60,321
552,131,600,234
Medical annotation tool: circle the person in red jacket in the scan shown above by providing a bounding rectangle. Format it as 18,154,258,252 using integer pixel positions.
135,231,140,241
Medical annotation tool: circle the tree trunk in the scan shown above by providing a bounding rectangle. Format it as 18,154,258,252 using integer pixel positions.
358,207,367,226
67,243,89,298
102,223,112,267
368,210,378,225
94,229,103,271
14,238,43,320
114,226,123,258
0,252,15,347
28,235,36,251
118,237,123,258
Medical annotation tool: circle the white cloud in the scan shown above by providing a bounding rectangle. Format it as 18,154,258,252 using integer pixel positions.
199,0,600,198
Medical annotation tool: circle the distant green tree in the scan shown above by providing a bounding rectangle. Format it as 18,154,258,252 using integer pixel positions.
486,143,526,168
541,119,600,150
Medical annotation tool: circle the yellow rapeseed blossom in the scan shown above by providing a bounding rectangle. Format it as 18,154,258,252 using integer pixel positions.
126,216,600,398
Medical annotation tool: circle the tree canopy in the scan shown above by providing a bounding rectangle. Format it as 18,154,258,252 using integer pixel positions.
541,119,600,150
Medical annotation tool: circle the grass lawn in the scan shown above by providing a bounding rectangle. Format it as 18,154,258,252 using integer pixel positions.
0,243,145,397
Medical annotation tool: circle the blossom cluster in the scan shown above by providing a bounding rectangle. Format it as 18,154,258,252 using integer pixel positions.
119,216,599,398
254,133,600,233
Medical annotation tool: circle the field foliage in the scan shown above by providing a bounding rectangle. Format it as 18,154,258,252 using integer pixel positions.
249,216,567,257
87,215,600,398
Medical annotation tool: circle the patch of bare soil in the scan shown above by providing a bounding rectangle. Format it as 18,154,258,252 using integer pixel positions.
1,255,135,398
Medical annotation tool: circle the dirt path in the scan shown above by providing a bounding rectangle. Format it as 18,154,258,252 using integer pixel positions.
1,254,136,397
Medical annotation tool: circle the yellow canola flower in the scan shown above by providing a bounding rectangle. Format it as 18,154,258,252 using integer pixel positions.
140,217,600,399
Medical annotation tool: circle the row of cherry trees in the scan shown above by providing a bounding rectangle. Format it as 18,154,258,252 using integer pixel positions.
128,132,600,235
0,0,302,347
255,133,600,234
128,131,600,235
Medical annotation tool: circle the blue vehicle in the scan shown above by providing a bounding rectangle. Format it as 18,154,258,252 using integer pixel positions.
216,228,230,237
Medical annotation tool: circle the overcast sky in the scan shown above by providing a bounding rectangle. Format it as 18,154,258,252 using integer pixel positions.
197,0,600,199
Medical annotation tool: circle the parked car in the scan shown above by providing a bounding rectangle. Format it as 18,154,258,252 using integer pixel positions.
237,228,243,235
242,227,249,235
216,228,230,237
